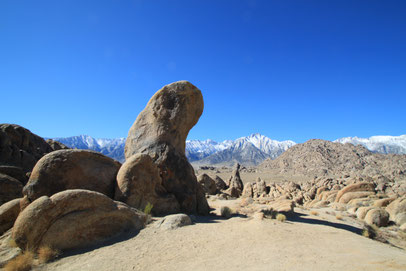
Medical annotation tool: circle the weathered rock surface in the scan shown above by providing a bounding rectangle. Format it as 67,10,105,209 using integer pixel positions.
12,189,146,251
23,149,121,202
115,154,180,216
197,174,217,195
0,124,59,173
124,81,209,215
0,173,23,205
242,182,253,198
364,208,390,227
0,198,21,235
155,214,192,230
269,199,295,214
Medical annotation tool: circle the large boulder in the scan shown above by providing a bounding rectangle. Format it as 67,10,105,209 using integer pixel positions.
12,189,146,251
23,149,121,203
0,198,21,235
335,182,375,202
197,174,217,195
364,208,390,227
155,214,192,230
0,124,58,173
124,81,208,215
0,173,23,205
114,153,180,216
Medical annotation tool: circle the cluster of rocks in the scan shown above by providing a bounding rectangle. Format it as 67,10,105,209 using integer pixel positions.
0,81,208,259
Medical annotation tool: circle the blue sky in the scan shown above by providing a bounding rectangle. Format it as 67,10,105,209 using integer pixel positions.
1,0,405,143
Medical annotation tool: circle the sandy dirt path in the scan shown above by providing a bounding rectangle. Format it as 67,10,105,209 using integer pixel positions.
42,206,406,271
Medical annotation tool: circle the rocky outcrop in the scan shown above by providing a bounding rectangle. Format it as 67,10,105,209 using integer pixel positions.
0,124,59,173
335,182,376,203
12,189,146,251
23,149,121,202
226,163,244,197
0,173,23,205
0,198,21,235
260,139,406,181
124,81,209,215
115,154,180,216
197,174,217,195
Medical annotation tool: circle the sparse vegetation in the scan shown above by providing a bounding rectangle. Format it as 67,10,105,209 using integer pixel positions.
362,224,378,239
310,210,319,216
143,202,153,215
38,246,60,264
4,251,35,271
276,213,286,222
220,206,232,218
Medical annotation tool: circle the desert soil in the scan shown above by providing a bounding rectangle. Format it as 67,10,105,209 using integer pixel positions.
41,198,406,271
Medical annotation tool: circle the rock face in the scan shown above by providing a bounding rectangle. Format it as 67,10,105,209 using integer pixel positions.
115,154,180,216
124,81,209,215
197,174,217,195
0,173,23,205
23,149,121,202
0,198,21,235
12,190,146,251
0,124,59,173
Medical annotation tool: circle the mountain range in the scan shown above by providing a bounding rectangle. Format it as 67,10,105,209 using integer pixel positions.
53,134,406,166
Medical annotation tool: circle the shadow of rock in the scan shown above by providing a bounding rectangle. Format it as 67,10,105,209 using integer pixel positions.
288,212,362,235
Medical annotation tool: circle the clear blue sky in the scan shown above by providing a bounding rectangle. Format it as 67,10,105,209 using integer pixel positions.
1,0,405,143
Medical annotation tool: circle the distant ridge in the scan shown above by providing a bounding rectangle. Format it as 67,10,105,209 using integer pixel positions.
260,139,406,181
335,135,406,155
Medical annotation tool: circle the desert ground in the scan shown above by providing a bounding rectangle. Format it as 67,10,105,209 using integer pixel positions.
41,196,406,271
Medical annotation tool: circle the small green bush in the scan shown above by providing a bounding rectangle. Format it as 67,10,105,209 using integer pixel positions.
144,202,153,215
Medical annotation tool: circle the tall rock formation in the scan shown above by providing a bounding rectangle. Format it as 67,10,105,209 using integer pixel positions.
124,81,209,215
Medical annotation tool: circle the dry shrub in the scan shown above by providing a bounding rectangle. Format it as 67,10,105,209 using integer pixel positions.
276,213,286,222
335,214,343,220
38,246,60,264
310,210,319,216
8,238,18,248
220,206,232,218
4,251,35,271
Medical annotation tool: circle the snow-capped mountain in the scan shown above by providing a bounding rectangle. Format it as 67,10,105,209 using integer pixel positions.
191,134,297,166
335,135,406,155
51,133,406,166
185,139,233,162
53,135,126,162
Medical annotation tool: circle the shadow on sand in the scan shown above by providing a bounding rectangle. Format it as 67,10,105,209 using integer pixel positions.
287,212,362,235
59,229,141,259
